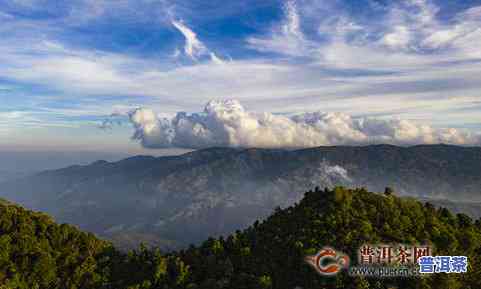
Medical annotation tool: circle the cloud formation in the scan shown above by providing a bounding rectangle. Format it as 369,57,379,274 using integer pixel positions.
247,0,309,56
1,0,481,150
248,0,481,68
129,100,481,149
172,20,224,63
172,21,207,60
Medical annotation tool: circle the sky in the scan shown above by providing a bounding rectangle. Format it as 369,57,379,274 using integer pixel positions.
1,0,481,154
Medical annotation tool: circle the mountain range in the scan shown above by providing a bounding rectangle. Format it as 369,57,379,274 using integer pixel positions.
1,144,480,249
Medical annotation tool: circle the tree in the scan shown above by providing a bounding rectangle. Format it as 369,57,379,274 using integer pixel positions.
384,187,394,196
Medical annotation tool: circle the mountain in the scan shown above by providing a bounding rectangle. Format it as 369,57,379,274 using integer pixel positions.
1,144,481,248
1,187,480,289
419,197,481,220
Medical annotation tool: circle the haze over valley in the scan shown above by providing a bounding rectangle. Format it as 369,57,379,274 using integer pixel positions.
2,144,480,249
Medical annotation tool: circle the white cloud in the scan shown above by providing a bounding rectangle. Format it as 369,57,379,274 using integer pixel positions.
209,52,225,65
373,0,481,57
128,99,481,149
0,111,29,120
172,20,225,64
247,0,310,56
322,162,351,183
171,48,181,59
282,0,302,37
1,0,481,147
172,20,207,60
381,25,412,50
1,38,481,131
247,0,481,68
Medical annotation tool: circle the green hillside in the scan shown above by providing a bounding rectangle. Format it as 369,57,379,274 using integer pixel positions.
0,199,111,289
1,187,480,289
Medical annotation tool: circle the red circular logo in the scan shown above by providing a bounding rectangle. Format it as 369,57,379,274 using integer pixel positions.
305,247,350,276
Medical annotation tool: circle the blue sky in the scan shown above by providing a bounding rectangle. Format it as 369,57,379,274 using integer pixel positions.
1,0,481,152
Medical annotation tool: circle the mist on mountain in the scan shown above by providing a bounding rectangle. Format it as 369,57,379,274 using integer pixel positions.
1,144,480,249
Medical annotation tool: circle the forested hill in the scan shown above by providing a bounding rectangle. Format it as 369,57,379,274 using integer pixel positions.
1,188,481,289
0,198,111,288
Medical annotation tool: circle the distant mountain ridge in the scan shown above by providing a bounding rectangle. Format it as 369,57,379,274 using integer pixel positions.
1,144,480,248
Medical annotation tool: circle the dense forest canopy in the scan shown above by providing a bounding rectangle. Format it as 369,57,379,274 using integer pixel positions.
0,188,480,289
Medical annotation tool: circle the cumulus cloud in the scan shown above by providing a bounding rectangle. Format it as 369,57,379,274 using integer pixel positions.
128,100,481,149
2,0,481,144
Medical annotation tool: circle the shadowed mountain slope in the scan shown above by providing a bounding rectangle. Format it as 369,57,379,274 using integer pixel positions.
1,144,480,248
